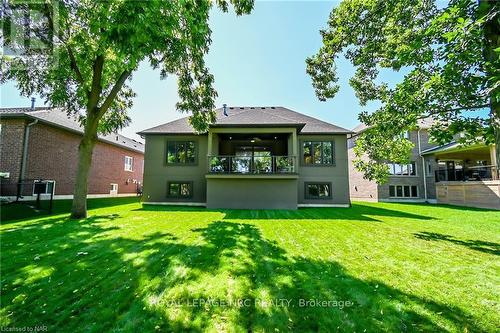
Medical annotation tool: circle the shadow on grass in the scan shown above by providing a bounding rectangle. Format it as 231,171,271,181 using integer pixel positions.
136,203,434,222
414,231,500,256
1,215,485,332
0,197,140,223
433,203,500,212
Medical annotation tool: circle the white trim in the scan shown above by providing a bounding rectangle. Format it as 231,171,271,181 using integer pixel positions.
298,203,350,208
350,197,379,203
143,201,206,207
0,193,138,201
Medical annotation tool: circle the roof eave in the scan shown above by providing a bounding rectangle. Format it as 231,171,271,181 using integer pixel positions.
26,113,144,153
300,131,353,135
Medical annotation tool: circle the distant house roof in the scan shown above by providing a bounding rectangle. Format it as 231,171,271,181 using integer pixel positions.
420,141,459,155
352,118,435,134
0,107,144,153
138,106,352,135
420,141,492,156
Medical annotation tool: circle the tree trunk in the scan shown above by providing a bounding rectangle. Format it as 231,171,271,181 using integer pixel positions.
493,103,500,178
480,0,500,177
71,116,99,219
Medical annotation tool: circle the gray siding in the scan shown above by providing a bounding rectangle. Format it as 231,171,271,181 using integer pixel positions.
206,177,298,209
298,135,350,205
143,135,208,203
143,132,351,208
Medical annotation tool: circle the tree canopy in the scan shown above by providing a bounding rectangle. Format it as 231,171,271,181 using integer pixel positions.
2,0,254,133
1,0,254,217
307,0,499,183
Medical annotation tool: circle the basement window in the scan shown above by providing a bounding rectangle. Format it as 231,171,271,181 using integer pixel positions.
389,185,418,198
32,180,55,195
167,182,193,198
305,182,332,199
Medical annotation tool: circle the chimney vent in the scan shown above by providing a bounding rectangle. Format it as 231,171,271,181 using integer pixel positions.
31,97,36,110
223,103,228,117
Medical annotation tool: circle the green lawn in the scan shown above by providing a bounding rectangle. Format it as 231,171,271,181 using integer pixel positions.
1,198,499,332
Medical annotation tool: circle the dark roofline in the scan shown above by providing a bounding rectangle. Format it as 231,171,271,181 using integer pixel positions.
136,122,355,136
1,108,144,154
136,123,306,136
138,106,352,135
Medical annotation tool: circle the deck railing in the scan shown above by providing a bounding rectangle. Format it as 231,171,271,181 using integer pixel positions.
435,165,498,182
208,155,296,174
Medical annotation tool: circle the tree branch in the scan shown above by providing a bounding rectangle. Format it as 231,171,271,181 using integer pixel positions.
87,55,105,113
67,46,85,86
417,104,490,120
43,3,87,92
98,70,132,116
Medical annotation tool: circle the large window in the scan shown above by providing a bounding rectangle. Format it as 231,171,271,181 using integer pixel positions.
387,162,416,176
124,156,133,171
389,185,418,198
167,182,193,198
167,141,196,164
305,182,332,199
303,141,334,165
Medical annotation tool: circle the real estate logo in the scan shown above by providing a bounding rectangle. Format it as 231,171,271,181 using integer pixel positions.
1,0,59,70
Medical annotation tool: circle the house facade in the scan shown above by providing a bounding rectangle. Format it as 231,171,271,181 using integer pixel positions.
139,106,351,209
348,120,440,203
348,121,499,210
0,107,144,199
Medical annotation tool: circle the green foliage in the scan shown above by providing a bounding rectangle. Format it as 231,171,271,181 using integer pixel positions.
1,0,254,133
307,0,500,183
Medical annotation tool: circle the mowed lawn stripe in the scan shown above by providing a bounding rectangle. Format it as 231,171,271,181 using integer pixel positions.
1,198,498,332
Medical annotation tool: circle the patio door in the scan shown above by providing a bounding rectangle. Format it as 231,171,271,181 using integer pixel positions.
235,146,272,173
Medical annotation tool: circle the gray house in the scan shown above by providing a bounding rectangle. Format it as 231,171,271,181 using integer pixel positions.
348,120,499,209
139,106,352,209
348,119,440,203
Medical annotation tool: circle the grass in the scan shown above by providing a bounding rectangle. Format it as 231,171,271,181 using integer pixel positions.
0,198,499,332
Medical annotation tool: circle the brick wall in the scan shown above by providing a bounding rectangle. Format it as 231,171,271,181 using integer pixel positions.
0,119,26,183
348,144,379,201
1,120,143,196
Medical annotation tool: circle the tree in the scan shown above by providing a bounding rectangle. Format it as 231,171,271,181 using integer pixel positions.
306,0,499,183
1,0,254,218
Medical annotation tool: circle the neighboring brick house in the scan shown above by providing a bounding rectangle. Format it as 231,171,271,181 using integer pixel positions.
0,107,144,199
348,119,440,203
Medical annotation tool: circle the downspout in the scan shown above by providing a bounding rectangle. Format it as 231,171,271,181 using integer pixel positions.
417,128,428,202
18,118,38,199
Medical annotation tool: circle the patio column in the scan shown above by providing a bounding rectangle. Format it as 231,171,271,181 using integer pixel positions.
491,144,498,179
208,131,213,156
292,130,298,172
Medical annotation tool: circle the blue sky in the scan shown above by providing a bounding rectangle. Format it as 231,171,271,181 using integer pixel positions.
1,1,400,141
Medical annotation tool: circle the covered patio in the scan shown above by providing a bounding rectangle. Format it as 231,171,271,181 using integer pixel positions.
207,128,299,174
424,143,498,182
422,143,499,210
